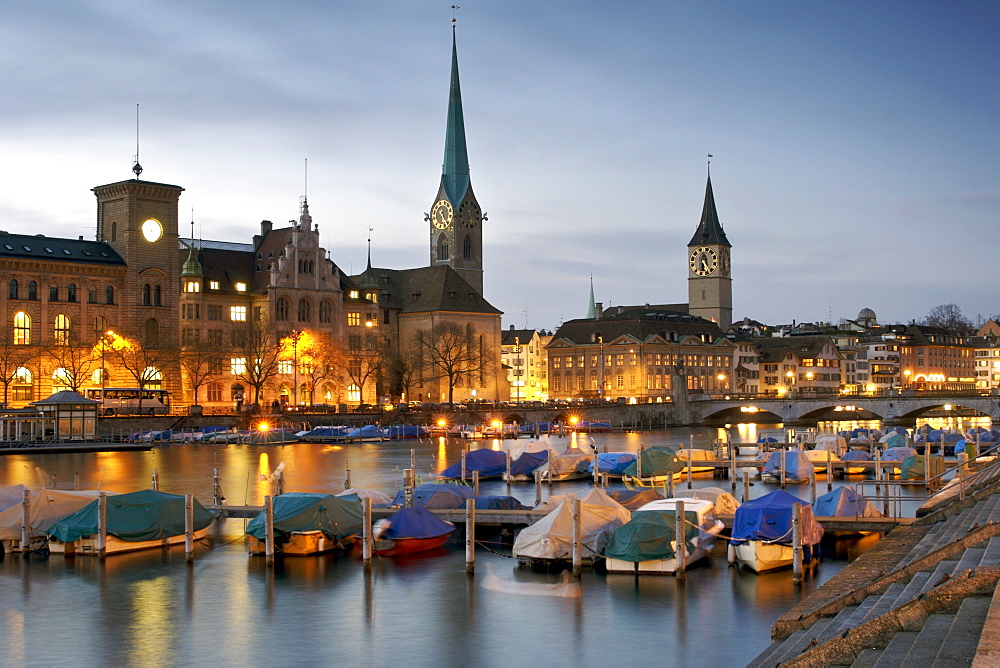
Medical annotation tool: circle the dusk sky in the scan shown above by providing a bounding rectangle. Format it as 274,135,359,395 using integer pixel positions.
2,1,997,331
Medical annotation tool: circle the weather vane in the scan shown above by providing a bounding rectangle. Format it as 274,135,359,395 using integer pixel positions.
707,153,713,175
452,5,460,25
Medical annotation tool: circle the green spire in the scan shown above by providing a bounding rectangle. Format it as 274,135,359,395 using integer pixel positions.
441,28,470,206
181,240,203,277
586,277,596,319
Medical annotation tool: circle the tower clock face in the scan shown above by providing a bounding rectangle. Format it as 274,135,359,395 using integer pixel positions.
141,218,163,243
431,199,453,229
459,200,481,229
720,249,731,277
690,246,718,276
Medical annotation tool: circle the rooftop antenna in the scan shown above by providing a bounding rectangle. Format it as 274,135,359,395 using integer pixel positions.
366,225,374,270
524,302,529,329
132,104,143,179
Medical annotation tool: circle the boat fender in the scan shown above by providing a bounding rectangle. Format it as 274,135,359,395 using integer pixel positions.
727,543,736,564
372,519,390,541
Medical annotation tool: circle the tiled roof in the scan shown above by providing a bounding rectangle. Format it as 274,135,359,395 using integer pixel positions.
0,233,124,265
550,307,726,347
353,265,501,315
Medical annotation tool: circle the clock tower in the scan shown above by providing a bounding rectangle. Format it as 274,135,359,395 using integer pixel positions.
428,27,484,295
687,173,732,329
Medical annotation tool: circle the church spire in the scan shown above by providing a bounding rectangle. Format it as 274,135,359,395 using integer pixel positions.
688,173,731,247
586,276,596,319
441,27,470,206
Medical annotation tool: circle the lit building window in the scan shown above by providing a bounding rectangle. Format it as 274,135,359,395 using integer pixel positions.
347,384,361,402
13,312,30,345
209,281,220,290
347,312,361,326
54,314,71,346
230,306,247,321
230,358,247,375
185,281,201,293
277,360,293,374
235,282,247,292
52,367,72,390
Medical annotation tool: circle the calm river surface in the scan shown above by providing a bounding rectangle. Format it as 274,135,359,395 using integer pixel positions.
0,426,914,667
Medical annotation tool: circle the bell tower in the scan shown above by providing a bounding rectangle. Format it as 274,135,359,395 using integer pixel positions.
427,26,484,294
687,171,732,329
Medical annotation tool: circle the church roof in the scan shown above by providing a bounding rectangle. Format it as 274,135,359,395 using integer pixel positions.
688,175,731,247
440,29,471,206
354,265,501,316
549,307,726,347
0,232,124,266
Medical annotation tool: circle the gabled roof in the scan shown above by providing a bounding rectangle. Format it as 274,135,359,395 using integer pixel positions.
354,265,501,316
688,175,731,247
751,336,841,363
548,307,726,348
502,328,537,346
0,232,124,266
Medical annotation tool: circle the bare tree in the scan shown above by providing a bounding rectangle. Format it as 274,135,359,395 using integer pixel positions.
420,322,493,406
344,335,383,406
922,303,974,335
384,336,423,403
294,334,344,406
179,337,220,406
228,315,282,406
47,332,97,393
99,328,180,413
0,325,39,404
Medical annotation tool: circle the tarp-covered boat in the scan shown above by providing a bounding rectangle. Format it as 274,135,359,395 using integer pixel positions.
728,489,823,573
589,452,638,477
471,495,530,511
391,483,474,509
47,489,215,556
346,425,385,441
300,426,350,442
604,498,724,574
546,446,594,481
608,489,664,511
813,487,881,520
881,447,917,474
682,486,741,515
0,484,30,512
246,492,363,555
373,506,455,556
0,489,117,553
513,488,631,564
440,448,508,480
901,454,945,481
621,446,683,485
842,449,873,474
761,450,814,483
382,425,430,439
503,450,549,481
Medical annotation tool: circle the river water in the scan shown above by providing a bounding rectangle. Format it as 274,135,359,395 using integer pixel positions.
0,425,922,667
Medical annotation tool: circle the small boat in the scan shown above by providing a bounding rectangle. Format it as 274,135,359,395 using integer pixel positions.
246,492,363,556
345,425,386,442
760,449,814,484
391,483,474,509
604,497,725,574
588,452,638,479
0,489,118,553
440,448,509,480
372,506,455,556
727,489,824,573
382,425,430,439
801,448,842,473
682,486,741,516
502,449,549,482
608,488,664,511
842,449,873,475
880,447,917,475
620,446,683,486
300,426,350,443
812,487,882,536
813,434,847,456
47,489,215,556
545,446,595,482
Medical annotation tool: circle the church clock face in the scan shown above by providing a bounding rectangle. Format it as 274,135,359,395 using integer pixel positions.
720,249,731,277
459,200,481,229
690,246,718,276
141,218,163,243
431,199,453,229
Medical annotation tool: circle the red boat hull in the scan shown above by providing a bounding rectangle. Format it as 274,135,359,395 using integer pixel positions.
374,533,451,557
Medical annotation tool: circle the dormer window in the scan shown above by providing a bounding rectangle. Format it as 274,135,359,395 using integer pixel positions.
349,290,359,299
235,282,247,292
184,281,201,293
209,280,220,290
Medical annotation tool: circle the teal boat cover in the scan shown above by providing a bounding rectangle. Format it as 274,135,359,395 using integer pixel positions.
621,446,682,477
48,489,215,543
603,509,700,562
245,492,363,541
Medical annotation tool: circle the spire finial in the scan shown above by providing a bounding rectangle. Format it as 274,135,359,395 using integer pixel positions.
367,225,374,270
707,153,713,177
132,103,143,179
304,158,308,201
451,4,460,26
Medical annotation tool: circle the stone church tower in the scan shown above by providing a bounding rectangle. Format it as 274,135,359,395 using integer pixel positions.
687,173,733,329
427,28,485,295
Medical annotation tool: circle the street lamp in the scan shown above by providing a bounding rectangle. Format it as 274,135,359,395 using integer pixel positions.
903,369,911,389
101,330,115,392
805,371,814,394
786,370,795,394
717,373,726,393
514,336,521,405
597,335,605,400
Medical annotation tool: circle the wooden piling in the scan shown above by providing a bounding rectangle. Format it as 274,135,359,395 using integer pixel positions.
742,471,750,504
505,450,512,490
686,448,693,489
362,497,373,570
344,468,352,490
810,472,816,505
276,468,284,496
826,451,833,491
74,472,80,491
534,470,542,506
465,498,476,574
213,468,222,505
730,445,737,492
97,492,107,560
675,499,686,578
410,448,416,472
958,451,969,479
20,488,30,553
151,470,158,492
601,472,609,489
472,470,480,497
403,469,415,508
264,495,275,566
792,502,803,585
780,448,786,488
571,498,582,577
461,451,467,482
184,493,194,563
666,472,674,498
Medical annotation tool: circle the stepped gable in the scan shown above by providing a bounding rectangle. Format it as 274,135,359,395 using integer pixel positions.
749,462,1000,667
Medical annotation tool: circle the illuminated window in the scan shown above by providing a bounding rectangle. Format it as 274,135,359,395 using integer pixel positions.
52,367,72,390
54,314,71,346
235,282,247,292
13,312,30,345
278,360,293,374
365,292,378,303
347,312,361,326
209,281,220,290
347,384,361,402
230,358,247,375
349,290,359,299
230,306,247,321
143,367,163,390
185,281,201,293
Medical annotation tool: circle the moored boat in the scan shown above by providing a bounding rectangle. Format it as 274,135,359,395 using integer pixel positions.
246,492,363,556
760,449,814,484
727,489,823,573
0,488,118,553
372,506,455,556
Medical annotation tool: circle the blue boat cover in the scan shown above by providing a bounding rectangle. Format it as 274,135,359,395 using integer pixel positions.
763,450,814,482
383,425,429,438
384,506,455,540
391,483,473,509
347,425,383,439
0,484,29,512
245,492,363,541
440,448,509,479
758,436,778,443
48,489,215,543
842,450,873,462
729,489,824,547
882,447,917,460
589,452,638,474
510,450,548,475
472,495,530,510
813,487,879,518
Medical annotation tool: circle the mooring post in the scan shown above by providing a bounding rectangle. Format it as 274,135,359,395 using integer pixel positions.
742,470,750,504
675,499,686,578
20,488,31,553
602,472,609,489
534,470,542,506
461,451,467,482
571,498,582,577
637,445,644,480
924,445,931,490
465,498,476,574
344,468,352,490
51,474,57,489
151,470,159,492
730,444,737,493
213,468,222,505
666,472,674,498
780,448,786,488
505,450,512,490
362,497,372,570
411,448,416,472
403,469,415,508
472,470,480,496
97,492,108,560
810,472,816,505
184,493,194,563
958,451,969,480
792,502,803,585
826,451,833,491
686,448,693,489
264,495,275,566
74,472,80,491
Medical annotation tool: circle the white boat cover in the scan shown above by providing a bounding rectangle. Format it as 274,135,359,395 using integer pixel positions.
677,486,740,515
0,489,114,541
676,448,716,463
548,446,593,477
513,488,631,560
337,488,393,507
814,435,847,455
0,484,30,513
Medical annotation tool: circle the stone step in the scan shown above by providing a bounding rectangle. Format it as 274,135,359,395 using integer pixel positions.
814,601,872,645
901,613,956,664
853,581,907,627
954,546,986,574
980,536,1000,568
871,631,919,667
851,647,883,667
930,596,993,668
747,639,784,668
757,617,836,667
922,560,960,594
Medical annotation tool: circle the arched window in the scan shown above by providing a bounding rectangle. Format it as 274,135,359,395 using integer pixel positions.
143,367,163,390
93,316,108,343
463,235,472,260
438,235,449,261
13,367,32,402
298,298,311,322
184,281,200,293
27,281,37,301
7,280,17,299
144,318,159,345
52,367,72,391
67,283,77,302
105,286,114,304
54,314,71,346
110,221,117,242
143,284,151,305
276,297,290,321
319,299,332,324
91,368,106,385
13,312,30,345
153,284,162,306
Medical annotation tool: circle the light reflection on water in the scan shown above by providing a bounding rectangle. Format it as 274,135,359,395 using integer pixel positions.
0,425,937,666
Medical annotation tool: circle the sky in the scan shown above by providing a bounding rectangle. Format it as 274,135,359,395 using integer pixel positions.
2,1,998,332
